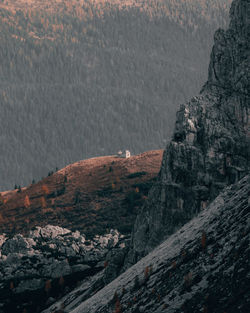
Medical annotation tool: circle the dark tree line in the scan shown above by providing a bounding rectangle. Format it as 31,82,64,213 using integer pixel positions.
0,0,231,190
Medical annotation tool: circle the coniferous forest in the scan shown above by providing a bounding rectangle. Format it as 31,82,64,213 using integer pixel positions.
0,0,231,190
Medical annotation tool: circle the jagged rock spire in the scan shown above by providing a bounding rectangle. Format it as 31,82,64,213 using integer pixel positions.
126,0,250,266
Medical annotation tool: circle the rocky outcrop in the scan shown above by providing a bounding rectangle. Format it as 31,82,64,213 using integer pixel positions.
47,175,249,313
0,225,128,313
126,0,250,266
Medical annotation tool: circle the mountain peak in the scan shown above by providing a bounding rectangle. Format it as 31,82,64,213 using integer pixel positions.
126,0,250,265
206,0,250,93
230,0,250,32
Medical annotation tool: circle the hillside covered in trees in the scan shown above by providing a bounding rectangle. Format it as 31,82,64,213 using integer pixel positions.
0,0,231,190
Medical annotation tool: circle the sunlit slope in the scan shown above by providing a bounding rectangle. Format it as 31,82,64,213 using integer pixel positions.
0,150,163,237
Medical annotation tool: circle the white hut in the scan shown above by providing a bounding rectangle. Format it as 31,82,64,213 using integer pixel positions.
117,150,131,158
125,150,131,158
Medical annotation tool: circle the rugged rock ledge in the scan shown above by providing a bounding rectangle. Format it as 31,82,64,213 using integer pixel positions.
126,0,250,266
0,225,128,313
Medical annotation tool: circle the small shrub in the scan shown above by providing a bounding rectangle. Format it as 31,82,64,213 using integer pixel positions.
184,272,193,290
201,231,206,249
59,276,64,288
74,189,81,204
181,250,186,259
114,298,122,313
172,260,177,269
24,195,31,208
126,171,147,179
10,281,14,290
41,196,47,209
42,184,49,195
133,275,140,290
112,291,118,303
144,266,149,281
45,280,51,293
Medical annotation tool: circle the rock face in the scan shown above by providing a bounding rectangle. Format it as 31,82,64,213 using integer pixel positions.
0,225,128,313
126,0,250,265
50,175,249,313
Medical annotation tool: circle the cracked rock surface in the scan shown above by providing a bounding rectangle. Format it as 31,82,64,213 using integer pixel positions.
0,225,127,313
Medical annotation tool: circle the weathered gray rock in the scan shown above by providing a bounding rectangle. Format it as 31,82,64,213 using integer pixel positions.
126,0,250,266
30,225,71,239
0,225,127,313
1,234,35,255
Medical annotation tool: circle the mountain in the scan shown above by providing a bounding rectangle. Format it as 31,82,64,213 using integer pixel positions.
0,150,163,237
0,0,249,312
49,174,249,313
39,0,249,311
126,0,249,266
0,0,231,190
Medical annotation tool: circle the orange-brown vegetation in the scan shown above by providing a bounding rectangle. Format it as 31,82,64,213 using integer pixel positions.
114,298,122,313
10,281,14,290
144,266,149,280
24,195,31,208
45,279,52,293
41,196,47,209
42,184,49,196
201,231,206,249
171,260,177,269
0,150,163,237
59,276,64,288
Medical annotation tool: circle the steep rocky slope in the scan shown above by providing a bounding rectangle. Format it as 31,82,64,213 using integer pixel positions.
45,175,249,313
0,150,163,237
126,0,249,266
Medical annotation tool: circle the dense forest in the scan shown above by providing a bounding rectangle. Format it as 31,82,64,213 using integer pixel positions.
0,0,231,190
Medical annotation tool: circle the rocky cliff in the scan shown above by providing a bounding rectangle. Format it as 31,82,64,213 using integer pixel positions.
126,0,250,266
